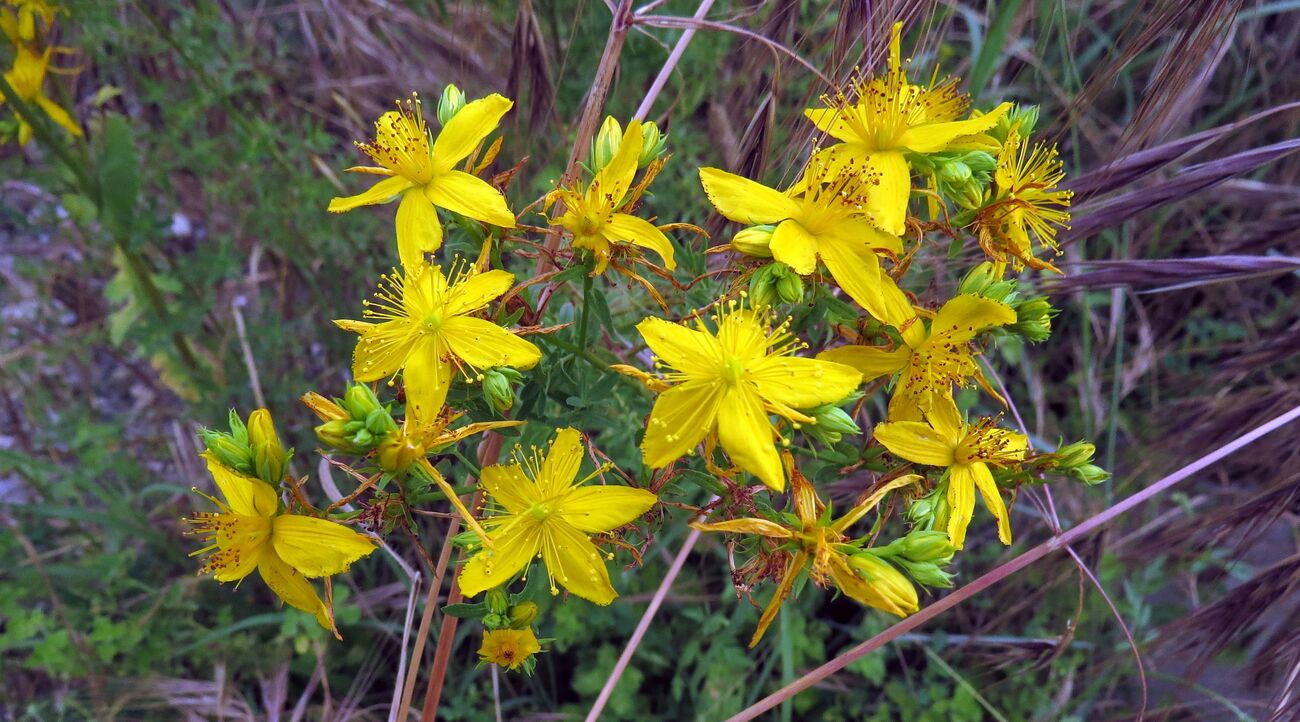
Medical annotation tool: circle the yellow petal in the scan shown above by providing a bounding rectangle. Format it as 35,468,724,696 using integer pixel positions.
591,120,642,208
480,463,539,515
328,175,413,213
603,213,676,269
925,393,965,440
971,462,1012,545
396,188,444,269
334,319,374,335
202,453,278,518
433,93,513,169
817,345,910,382
635,317,721,378
749,356,861,408
556,485,657,533
770,220,819,275
538,427,585,498
873,420,956,466
947,465,977,550
457,517,542,598
802,108,862,144
930,294,1016,343
864,150,911,236
831,474,923,533
351,320,419,382
402,337,453,427
898,103,1012,154
439,316,542,371
541,521,618,605
426,170,515,228
35,94,81,137
443,269,514,316
698,167,800,224
692,517,794,539
717,385,783,491
817,236,915,328
641,380,725,468
271,515,377,578
258,554,333,632
833,554,918,616
831,217,903,255
750,553,805,647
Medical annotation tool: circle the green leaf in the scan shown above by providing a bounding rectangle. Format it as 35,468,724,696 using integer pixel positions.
97,113,141,242
441,602,488,620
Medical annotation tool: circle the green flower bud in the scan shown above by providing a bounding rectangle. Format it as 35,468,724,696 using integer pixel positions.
897,529,955,564
482,367,519,413
302,391,348,422
961,150,997,175
1069,463,1111,486
775,268,804,305
811,404,861,437
248,409,290,484
938,160,973,187
1013,296,1057,343
482,612,506,630
898,559,955,588
591,116,623,171
377,431,424,474
508,601,539,629
315,419,367,454
352,428,375,448
486,587,510,615
846,553,919,613
227,409,249,444
1055,441,1096,468
959,262,999,296
749,262,799,311
731,225,776,258
201,430,254,474
638,121,667,168
1011,105,1039,137
344,383,383,420
366,407,398,436
437,84,465,125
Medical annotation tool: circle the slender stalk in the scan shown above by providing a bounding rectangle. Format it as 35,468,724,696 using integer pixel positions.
394,512,462,721
632,0,718,122
577,271,595,349
726,404,1300,721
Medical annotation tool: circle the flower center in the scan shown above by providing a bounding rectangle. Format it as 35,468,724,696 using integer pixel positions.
720,357,747,385
527,503,551,521
422,310,443,333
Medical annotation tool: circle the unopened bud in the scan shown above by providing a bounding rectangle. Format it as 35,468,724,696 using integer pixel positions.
1011,105,1039,137
482,612,506,629
847,553,919,615
486,588,510,615
1069,463,1110,486
508,601,539,629
301,392,348,422
344,383,383,420
315,419,366,454
775,268,804,305
812,404,861,436
591,116,623,171
228,409,249,445
731,225,776,258
899,559,955,588
248,409,290,484
437,84,465,125
638,121,667,168
201,430,253,474
377,431,424,474
482,367,520,413
1013,296,1057,343
1055,441,1096,468
897,529,955,564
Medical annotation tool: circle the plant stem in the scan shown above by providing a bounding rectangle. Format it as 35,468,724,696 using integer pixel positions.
577,271,594,349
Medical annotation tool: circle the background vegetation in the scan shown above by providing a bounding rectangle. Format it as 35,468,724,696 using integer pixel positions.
2,0,1298,720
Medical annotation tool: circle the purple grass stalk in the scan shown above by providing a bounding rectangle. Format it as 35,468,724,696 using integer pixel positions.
632,0,717,122
726,403,1300,721
584,526,705,721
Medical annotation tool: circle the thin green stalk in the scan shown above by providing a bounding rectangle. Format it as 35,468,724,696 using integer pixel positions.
577,271,594,349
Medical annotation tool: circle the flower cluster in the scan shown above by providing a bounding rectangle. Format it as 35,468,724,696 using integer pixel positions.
1,0,81,146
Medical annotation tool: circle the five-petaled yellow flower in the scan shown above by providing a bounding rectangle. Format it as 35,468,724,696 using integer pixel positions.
803,21,1010,235
635,297,861,491
699,165,914,328
188,453,377,635
478,627,542,671
458,428,657,605
976,129,1072,273
552,118,675,274
336,259,541,428
694,470,920,646
328,93,517,270
1,44,80,146
874,395,1026,549
820,294,1015,421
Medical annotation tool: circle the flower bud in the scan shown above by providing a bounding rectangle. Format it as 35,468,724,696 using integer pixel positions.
959,262,999,296
731,225,776,258
508,601,539,629
1055,441,1096,468
481,367,520,413
315,418,366,454
249,409,291,484
482,612,506,630
1010,105,1039,137
897,529,955,564
301,391,348,422
344,383,383,420
1013,296,1057,343
486,587,510,615
1069,463,1111,486
437,84,465,125
898,559,955,588
846,553,919,615
377,431,425,474
638,121,667,168
961,150,997,175
201,429,254,474
366,407,398,436
811,404,861,436
775,268,804,305
591,116,623,171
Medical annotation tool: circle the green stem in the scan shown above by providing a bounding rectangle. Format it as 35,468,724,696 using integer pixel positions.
577,271,594,349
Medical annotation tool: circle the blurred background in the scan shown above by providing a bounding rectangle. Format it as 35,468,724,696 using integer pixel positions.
2,1,1298,720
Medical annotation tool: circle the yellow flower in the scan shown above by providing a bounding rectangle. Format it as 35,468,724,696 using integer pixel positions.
698,166,914,327
802,22,1010,235
635,297,862,491
873,395,1026,549
478,627,541,671
458,428,657,605
694,470,920,646
1,44,80,146
552,118,675,274
975,129,1072,273
819,294,1015,421
2,0,55,44
328,93,516,270
335,259,541,428
187,453,377,634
